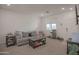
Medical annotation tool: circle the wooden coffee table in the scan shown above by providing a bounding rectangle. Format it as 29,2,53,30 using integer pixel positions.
29,37,46,48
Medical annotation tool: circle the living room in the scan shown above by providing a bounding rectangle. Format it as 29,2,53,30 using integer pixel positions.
0,4,79,55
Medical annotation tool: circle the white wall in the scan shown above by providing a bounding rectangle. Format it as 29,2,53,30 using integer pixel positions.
0,9,40,44
40,10,79,40
0,7,79,44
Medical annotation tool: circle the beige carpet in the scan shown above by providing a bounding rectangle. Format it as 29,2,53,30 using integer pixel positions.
0,38,67,55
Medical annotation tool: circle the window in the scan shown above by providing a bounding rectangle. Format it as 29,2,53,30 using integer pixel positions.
52,24,56,30
47,24,51,30
46,24,56,31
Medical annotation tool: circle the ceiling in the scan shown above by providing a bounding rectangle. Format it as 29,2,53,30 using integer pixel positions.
0,4,76,14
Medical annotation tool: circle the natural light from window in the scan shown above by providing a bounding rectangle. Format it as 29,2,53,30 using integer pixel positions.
46,24,56,31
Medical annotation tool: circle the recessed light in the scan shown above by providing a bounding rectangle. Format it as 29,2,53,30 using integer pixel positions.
61,8,65,10
7,4,11,6
70,8,73,10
